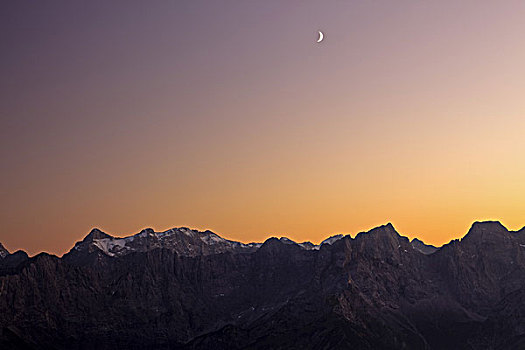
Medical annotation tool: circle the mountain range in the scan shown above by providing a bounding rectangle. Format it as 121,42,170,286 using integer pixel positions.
1,221,525,349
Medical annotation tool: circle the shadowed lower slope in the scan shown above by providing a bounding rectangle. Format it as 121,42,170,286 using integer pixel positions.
1,221,525,349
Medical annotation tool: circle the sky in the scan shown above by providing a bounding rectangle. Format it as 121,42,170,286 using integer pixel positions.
1,1,524,256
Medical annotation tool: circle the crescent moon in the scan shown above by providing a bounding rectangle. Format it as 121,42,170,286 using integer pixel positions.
317,31,324,43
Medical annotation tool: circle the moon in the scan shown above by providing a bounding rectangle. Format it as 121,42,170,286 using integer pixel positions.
317,31,324,43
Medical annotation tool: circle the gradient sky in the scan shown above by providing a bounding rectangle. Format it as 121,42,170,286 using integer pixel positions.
1,1,524,256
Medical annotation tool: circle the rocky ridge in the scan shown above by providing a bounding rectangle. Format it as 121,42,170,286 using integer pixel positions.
1,221,525,349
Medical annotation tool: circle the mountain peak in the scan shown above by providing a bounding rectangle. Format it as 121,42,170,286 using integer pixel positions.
355,223,400,240
4,219,525,349
352,223,409,255
379,222,397,232
462,221,510,244
279,237,297,245
320,234,344,246
65,227,262,262
471,220,507,230
258,237,300,253
466,221,508,234
83,228,113,242
260,237,281,247
136,228,155,237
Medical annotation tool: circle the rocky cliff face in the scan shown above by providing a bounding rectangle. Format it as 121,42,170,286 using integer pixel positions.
1,221,525,349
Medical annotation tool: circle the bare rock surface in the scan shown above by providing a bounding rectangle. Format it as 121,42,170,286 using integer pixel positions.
1,221,525,349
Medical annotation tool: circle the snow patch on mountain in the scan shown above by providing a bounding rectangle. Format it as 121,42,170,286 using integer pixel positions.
320,234,344,246
72,226,441,259
200,232,227,245
279,237,296,245
75,227,265,258
92,238,133,257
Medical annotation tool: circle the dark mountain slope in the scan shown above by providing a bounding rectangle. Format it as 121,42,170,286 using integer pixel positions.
1,221,525,349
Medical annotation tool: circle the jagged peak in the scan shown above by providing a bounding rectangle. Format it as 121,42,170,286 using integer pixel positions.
83,228,113,242
158,227,213,237
65,221,523,261
355,223,401,240
298,241,315,248
135,228,155,237
320,234,344,246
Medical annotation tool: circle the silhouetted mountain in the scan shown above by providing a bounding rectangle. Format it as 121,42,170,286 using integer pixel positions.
63,227,261,266
0,243,8,259
0,249,29,276
411,238,438,255
1,221,525,349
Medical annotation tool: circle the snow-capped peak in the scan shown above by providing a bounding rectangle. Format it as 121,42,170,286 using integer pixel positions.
320,234,344,246
279,237,297,245
73,227,261,258
70,227,352,259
